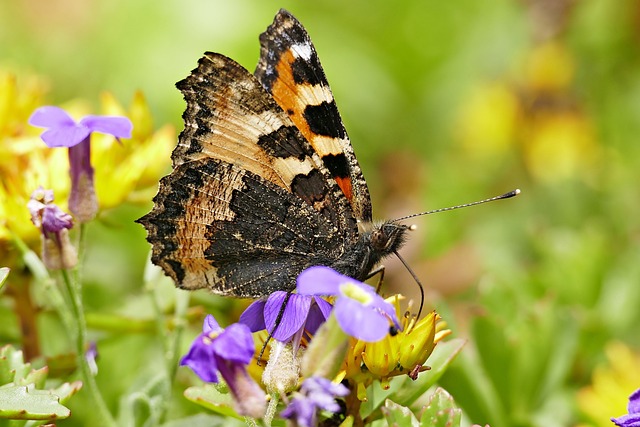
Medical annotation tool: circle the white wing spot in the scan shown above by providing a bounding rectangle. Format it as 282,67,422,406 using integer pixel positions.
292,43,313,61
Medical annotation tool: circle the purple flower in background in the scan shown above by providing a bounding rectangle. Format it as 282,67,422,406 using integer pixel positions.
612,388,640,427
28,188,73,234
28,187,77,269
281,376,349,427
29,106,132,222
297,266,401,342
180,315,266,418
239,291,332,349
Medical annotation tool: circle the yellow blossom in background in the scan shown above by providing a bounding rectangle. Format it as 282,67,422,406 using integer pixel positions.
0,69,175,254
576,341,640,427
455,82,521,159
524,41,575,93
0,68,48,138
521,110,600,183
454,40,602,184
340,296,450,400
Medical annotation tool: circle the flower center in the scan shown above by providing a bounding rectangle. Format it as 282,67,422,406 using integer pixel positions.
339,282,373,305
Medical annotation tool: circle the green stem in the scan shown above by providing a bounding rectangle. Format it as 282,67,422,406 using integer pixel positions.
149,271,190,423
60,268,117,427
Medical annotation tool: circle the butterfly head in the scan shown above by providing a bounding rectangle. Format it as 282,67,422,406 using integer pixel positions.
369,221,412,254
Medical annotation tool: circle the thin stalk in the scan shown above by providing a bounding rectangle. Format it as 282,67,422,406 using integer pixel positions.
60,267,117,427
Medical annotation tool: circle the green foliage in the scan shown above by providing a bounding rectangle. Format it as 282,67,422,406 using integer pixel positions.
0,345,81,423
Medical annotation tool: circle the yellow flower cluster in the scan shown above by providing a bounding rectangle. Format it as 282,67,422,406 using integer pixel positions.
454,41,601,184
577,341,640,427
0,69,175,254
340,296,450,400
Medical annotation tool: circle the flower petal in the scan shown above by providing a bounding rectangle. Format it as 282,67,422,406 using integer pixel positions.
180,333,219,383
41,205,73,233
239,300,267,332
202,314,221,334
629,388,640,414
334,297,389,342
40,126,90,148
264,292,311,342
315,297,333,319
80,115,133,139
304,298,332,335
28,106,76,128
211,323,255,365
297,266,345,296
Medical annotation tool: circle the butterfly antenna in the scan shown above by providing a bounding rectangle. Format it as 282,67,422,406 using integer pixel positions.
393,250,425,320
394,189,520,222
392,189,520,319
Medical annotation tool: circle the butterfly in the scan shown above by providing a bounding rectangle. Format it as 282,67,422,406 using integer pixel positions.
137,9,413,299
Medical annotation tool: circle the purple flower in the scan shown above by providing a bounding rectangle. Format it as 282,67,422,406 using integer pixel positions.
180,315,266,418
280,376,349,427
240,291,332,348
29,106,132,222
297,266,401,342
85,341,99,376
612,388,640,427
28,187,77,269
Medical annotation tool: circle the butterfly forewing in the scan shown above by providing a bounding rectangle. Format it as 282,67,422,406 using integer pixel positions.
255,9,372,222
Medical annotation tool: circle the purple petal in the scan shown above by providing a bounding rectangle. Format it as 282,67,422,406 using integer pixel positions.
239,300,267,332
347,281,402,331
180,334,219,383
28,106,76,128
303,377,348,412
334,297,389,342
80,115,132,139
629,388,640,414
40,126,91,148
264,292,311,342
315,297,333,319
281,395,316,427
202,314,221,334
304,298,332,335
611,414,640,427
41,205,73,233
297,266,346,296
211,323,255,364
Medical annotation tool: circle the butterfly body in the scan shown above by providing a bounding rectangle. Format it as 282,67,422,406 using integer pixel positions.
138,9,408,298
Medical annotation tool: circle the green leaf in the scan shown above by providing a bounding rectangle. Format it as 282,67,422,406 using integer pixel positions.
20,367,48,389
183,385,242,419
419,388,461,427
0,346,31,385
391,338,466,407
360,339,465,423
0,385,70,420
51,381,83,405
0,267,9,290
381,400,419,427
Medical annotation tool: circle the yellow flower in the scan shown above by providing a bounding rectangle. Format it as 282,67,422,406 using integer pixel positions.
453,40,602,184
340,296,450,400
0,69,175,260
577,341,640,427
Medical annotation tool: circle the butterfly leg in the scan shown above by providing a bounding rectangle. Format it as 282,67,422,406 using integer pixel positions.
257,292,293,365
364,265,386,294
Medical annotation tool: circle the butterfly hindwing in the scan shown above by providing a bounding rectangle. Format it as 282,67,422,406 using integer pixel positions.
255,9,372,222
138,158,347,297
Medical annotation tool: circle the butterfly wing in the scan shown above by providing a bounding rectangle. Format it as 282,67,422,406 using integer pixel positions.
255,9,373,222
138,52,358,296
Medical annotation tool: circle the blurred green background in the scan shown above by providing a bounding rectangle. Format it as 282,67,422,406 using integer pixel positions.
2,0,640,426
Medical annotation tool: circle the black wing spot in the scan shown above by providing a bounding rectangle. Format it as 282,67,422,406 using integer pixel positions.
303,101,346,139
